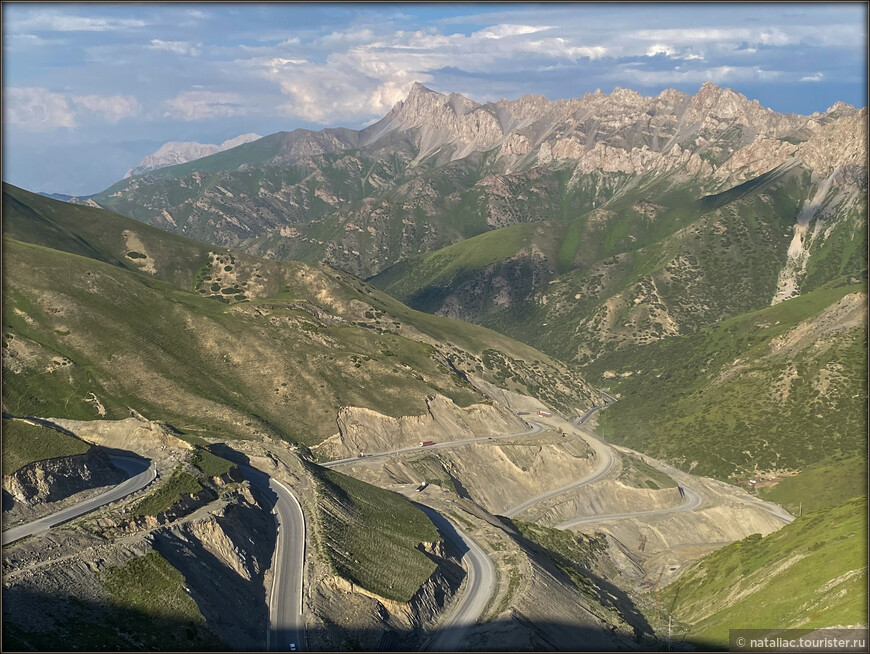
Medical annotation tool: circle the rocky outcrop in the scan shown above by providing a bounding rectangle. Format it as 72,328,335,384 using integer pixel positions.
47,417,193,476
149,485,274,650
3,448,126,506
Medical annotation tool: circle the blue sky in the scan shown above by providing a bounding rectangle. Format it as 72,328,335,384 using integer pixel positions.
3,2,867,195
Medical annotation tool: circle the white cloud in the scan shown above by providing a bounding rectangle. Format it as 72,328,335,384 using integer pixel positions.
615,65,783,86
473,24,551,39
265,58,426,123
71,94,140,122
147,39,202,56
522,39,607,60
320,28,376,46
11,11,146,32
4,87,75,130
632,27,779,45
240,21,614,124
4,87,143,129
646,43,677,57
3,33,63,48
163,91,250,121
800,72,824,82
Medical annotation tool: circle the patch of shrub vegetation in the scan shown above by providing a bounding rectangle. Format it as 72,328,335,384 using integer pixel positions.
134,467,203,517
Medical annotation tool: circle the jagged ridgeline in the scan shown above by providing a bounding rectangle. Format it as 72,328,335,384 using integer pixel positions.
87,83,865,296
67,82,867,492
2,183,602,448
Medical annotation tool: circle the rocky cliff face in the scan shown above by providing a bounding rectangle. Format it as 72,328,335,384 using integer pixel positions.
3,448,126,508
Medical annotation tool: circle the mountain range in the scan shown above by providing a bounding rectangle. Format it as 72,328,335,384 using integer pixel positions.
3,80,867,650
63,83,870,479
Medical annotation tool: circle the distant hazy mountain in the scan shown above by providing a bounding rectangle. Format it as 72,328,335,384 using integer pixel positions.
124,133,262,178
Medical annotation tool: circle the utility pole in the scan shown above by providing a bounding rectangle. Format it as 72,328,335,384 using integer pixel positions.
668,615,672,651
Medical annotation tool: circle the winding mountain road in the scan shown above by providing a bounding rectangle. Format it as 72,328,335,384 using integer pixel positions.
322,420,544,468
2,455,156,546
415,505,495,652
503,426,614,519
555,484,704,529
239,465,306,653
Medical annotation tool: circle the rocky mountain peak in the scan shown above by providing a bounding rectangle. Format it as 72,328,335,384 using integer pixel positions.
385,82,489,141
408,81,439,97
125,133,262,178
826,100,857,115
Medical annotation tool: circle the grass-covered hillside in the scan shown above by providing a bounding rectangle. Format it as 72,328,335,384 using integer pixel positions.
1,418,91,476
758,456,868,516
663,497,868,649
373,162,866,367
2,185,601,450
310,464,440,602
3,550,229,651
590,283,867,481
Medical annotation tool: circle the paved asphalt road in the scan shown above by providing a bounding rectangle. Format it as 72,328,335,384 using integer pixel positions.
2,455,156,546
503,426,615,518
416,505,495,653
240,465,306,653
555,484,704,529
322,420,544,468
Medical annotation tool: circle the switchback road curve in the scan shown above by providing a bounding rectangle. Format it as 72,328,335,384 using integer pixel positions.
2,455,156,546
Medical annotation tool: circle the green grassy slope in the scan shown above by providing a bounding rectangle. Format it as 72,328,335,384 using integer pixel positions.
663,497,868,648
134,467,204,517
758,456,868,516
3,183,217,291
590,283,867,480
372,163,820,365
1,418,91,476
311,464,440,602
3,186,601,448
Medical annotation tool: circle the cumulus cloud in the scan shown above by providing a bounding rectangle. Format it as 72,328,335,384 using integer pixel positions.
71,94,140,122
163,91,250,121
4,88,144,130
147,39,202,56
646,43,677,57
4,87,75,130
320,28,376,46
800,72,824,82
261,57,425,123
245,21,613,124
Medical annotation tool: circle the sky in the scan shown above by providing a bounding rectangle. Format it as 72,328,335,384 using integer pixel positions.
2,2,867,195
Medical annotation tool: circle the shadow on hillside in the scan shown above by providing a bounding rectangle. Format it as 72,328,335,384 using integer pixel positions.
495,515,653,641
3,584,729,652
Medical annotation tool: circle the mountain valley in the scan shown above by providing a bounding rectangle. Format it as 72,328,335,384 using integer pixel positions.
2,79,866,652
